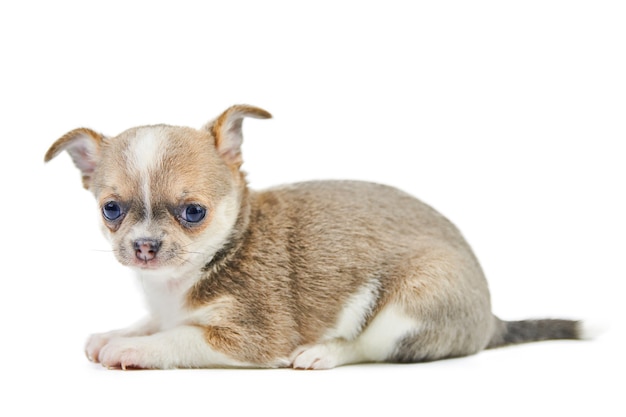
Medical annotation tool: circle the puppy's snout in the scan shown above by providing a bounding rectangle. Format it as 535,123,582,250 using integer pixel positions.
133,238,162,262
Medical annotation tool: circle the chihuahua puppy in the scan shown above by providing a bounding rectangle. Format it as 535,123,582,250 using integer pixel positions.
45,105,586,370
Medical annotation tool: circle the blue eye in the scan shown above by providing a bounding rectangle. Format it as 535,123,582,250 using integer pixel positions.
181,204,206,223
103,201,122,221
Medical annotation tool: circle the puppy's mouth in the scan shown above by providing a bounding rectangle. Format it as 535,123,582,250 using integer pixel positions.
132,258,163,270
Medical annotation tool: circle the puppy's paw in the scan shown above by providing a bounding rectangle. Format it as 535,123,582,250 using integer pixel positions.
290,343,342,370
97,337,160,370
85,332,115,363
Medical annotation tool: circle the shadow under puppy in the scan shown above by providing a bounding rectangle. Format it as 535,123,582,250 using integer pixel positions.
45,105,588,370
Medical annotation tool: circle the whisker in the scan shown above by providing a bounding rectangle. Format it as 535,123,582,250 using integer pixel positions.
91,248,118,253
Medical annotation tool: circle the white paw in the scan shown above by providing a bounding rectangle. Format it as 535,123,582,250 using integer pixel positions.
97,337,160,370
290,343,341,370
85,332,116,363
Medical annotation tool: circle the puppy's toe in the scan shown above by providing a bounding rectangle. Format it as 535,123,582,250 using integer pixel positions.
290,343,341,370
98,338,150,370
85,333,113,363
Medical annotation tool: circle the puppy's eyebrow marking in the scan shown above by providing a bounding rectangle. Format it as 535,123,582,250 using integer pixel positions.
125,128,168,220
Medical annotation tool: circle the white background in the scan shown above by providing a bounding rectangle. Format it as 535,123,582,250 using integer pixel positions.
1,1,624,415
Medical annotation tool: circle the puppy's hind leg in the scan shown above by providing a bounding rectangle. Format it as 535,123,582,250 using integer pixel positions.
291,304,421,369
386,248,495,363
291,248,493,369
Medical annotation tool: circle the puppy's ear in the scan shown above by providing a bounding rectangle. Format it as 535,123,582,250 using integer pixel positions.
205,105,272,167
44,128,105,189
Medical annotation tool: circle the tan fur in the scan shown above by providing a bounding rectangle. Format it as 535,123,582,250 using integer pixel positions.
45,105,583,370
184,181,494,364
207,105,272,169
44,127,105,189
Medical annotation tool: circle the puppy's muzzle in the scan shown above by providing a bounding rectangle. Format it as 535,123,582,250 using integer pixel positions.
134,238,162,262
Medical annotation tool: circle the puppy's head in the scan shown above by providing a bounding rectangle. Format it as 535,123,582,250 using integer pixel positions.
45,105,271,273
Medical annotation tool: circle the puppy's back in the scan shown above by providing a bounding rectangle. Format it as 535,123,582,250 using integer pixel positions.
257,180,476,260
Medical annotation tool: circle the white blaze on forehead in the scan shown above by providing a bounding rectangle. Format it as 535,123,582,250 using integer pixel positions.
127,128,167,174
125,127,169,218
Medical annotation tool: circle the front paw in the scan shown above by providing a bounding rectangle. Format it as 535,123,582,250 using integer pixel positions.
97,338,157,370
85,333,114,363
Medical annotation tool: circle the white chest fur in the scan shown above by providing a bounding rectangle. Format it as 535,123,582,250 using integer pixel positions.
137,268,199,331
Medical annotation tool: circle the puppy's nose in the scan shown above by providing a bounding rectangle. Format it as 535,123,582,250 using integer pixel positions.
133,238,161,262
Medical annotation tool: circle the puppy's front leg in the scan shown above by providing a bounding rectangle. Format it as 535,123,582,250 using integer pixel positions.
85,317,158,363
96,325,248,369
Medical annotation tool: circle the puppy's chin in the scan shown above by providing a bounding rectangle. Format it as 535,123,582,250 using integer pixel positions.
124,256,198,283
131,262,178,277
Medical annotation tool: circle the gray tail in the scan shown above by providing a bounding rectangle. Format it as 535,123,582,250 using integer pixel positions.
487,317,582,349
